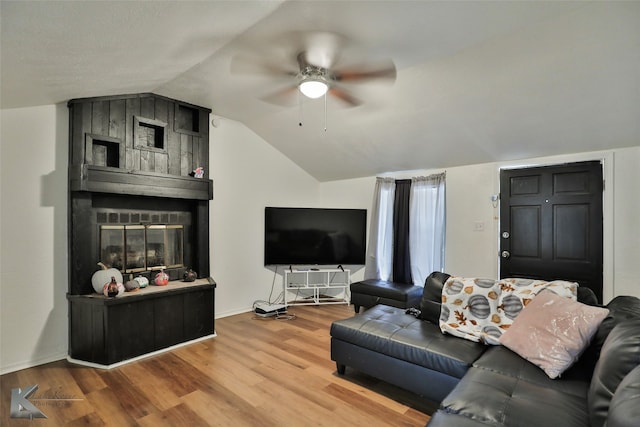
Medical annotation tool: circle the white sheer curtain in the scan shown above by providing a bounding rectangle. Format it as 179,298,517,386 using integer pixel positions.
409,173,446,286
364,177,396,281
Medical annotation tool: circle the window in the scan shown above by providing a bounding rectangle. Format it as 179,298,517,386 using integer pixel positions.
364,173,446,286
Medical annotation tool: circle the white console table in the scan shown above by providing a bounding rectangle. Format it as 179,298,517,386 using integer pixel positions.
284,269,350,307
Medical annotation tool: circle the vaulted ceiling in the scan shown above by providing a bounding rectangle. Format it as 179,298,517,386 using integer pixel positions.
2,1,639,181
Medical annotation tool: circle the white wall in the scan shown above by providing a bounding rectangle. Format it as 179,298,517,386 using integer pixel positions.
611,146,640,298
318,176,375,283
209,118,321,317
0,104,69,374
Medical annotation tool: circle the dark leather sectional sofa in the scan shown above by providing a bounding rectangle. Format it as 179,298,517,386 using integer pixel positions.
330,272,640,426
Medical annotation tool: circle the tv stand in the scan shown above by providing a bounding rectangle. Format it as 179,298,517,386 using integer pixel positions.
284,268,350,307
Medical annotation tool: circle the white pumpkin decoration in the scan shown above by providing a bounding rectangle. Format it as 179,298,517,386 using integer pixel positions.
91,262,123,294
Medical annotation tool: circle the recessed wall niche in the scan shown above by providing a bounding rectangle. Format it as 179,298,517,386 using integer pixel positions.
85,134,122,168
134,116,167,151
175,103,200,134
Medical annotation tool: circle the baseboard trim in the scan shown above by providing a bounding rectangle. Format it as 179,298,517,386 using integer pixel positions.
66,333,217,370
0,351,68,375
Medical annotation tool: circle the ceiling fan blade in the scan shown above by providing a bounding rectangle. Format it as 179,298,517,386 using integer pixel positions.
259,85,300,106
230,54,298,78
328,87,362,107
334,60,397,83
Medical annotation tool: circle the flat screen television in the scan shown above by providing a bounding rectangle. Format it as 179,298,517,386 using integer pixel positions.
264,207,367,266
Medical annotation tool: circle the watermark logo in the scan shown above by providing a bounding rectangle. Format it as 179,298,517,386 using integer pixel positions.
10,384,47,419
10,384,83,420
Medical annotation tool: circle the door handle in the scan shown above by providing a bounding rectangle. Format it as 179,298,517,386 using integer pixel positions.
501,250,511,259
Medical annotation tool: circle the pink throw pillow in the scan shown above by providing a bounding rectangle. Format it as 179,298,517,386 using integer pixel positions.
499,289,609,379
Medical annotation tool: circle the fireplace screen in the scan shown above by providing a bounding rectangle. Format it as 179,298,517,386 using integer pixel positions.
100,224,184,273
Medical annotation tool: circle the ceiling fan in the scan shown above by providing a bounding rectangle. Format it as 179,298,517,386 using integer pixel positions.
230,31,396,108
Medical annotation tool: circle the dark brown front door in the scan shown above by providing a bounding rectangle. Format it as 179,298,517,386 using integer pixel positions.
499,161,603,302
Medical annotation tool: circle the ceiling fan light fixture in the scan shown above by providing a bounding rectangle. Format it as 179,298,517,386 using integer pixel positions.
299,78,328,99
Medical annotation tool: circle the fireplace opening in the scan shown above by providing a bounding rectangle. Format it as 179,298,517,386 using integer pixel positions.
67,191,205,294
100,224,184,273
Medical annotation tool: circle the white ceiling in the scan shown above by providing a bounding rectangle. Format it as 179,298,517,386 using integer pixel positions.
2,1,639,181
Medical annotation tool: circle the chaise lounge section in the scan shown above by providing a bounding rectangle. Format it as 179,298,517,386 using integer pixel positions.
331,272,640,426
349,278,424,313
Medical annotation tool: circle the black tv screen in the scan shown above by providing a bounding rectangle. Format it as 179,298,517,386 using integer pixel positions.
264,207,367,266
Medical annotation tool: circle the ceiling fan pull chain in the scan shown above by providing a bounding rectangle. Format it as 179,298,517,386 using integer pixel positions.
298,90,303,127
324,91,327,132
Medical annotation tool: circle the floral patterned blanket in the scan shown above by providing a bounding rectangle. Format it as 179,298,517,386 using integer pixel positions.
439,277,578,345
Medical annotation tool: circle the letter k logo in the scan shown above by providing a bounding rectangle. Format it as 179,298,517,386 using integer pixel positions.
10,384,47,419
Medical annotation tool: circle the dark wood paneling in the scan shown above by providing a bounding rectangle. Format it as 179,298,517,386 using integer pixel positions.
140,147,154,172
168,102,181,175
69,165,212,200
140,96,155,119
184,288,214,340
155,151,168,174
68,282,215,366
155,97,169,124
91,100,110,136
68,93,214,366
70,193,95,295
180,133,193,176
194,201,211,277
155,293,185,349
69,93,210,180
125,97,140,170
109,99,126,168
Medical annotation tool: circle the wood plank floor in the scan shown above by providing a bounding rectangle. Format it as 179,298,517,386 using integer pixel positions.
1,304,435,426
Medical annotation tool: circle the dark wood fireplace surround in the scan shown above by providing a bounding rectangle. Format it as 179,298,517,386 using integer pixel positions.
67,93,215,367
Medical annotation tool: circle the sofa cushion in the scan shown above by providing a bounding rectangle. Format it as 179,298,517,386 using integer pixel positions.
438,366,590,427
419,271,450,323
577,286,599,306
588,319,640,427
576,295,640,376
606,364,640,427
499,289,609,379
474,345,591,398
330,304,485,379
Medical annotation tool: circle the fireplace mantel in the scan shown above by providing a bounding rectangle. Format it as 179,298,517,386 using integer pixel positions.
69,164,213,200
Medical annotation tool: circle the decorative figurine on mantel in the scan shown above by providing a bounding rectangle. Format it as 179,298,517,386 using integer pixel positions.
133,275,149,288
124,274,140,292
154,269,169,286
189,167,204,178
183,268,197,282
103,276,125,297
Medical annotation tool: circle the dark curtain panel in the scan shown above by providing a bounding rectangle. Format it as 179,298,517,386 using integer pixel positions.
393,179,412,284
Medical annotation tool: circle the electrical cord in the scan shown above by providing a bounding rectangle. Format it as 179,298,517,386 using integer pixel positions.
252,266,285,309
251,265,296,320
